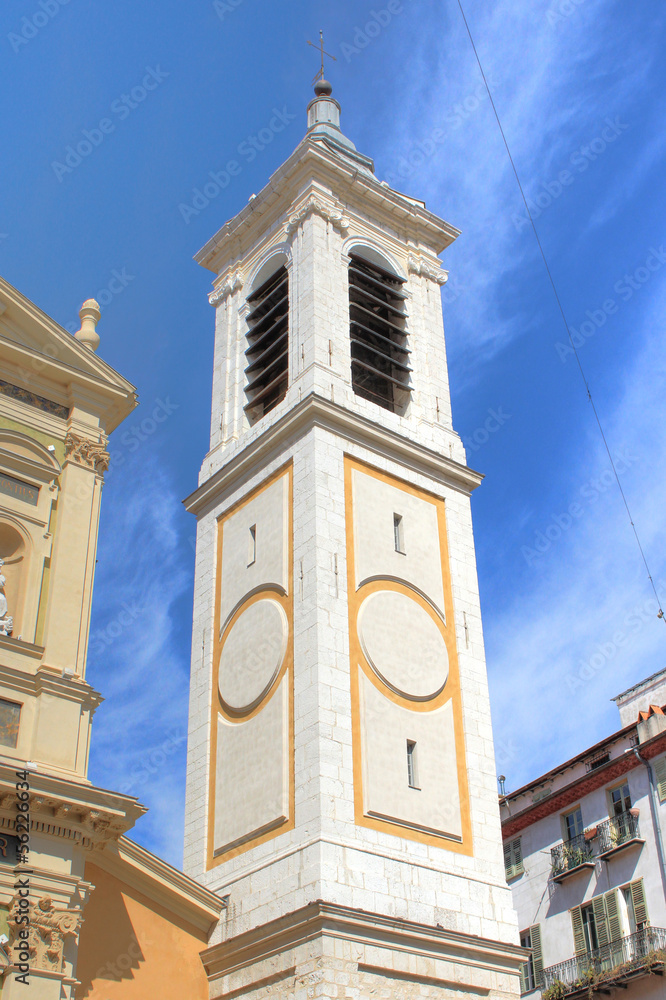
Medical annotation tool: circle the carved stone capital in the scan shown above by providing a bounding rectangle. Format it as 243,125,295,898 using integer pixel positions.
64,432,110,473
8,895,82,974
209,270,244,306
408,255,448,285
286,196,350,236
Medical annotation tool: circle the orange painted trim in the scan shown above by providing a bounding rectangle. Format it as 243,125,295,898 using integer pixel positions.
344,455,472,855
207,461,294,869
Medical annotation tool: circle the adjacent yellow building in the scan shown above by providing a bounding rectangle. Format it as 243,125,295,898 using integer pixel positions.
0,276,223,999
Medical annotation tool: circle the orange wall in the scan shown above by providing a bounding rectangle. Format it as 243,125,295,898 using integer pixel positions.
75,862,209,999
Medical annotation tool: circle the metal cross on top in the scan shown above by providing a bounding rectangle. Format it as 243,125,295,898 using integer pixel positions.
307,29,336,86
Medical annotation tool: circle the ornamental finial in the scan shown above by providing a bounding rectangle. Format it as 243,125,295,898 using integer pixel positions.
74,298,101,352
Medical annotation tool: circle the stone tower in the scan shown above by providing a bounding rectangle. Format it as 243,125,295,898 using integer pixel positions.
184,81,523,999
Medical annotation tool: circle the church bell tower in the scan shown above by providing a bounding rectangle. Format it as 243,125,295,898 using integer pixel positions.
184,78,523,999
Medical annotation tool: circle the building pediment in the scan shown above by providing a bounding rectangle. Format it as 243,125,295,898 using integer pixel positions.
0,276,136,433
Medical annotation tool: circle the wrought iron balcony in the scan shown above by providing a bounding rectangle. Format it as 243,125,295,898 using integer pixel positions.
596,811,642,856
542,926,666,997
550,833,595,882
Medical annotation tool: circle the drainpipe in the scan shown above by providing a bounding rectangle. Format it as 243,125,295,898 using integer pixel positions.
633,748,666,895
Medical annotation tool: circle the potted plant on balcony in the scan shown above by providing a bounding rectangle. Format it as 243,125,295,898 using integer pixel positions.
542,980,568,999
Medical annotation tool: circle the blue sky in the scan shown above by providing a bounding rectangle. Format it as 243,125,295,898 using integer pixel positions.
2,0,665,865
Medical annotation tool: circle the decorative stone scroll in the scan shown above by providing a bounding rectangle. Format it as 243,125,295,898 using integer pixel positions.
285,195,350,236
64,432,110,473
209,270,244,306
408,255,448,286
8,895,81,974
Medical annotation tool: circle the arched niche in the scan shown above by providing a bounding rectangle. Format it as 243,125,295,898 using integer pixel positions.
0,520,29,636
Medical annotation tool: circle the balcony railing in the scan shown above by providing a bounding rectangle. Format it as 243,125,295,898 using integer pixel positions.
550,832,595,880
542,926,666,997
596,811,641,855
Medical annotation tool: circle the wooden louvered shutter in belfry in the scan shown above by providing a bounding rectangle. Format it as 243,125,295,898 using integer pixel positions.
571,906,586,956
531,924,544,988
593,894,610,948
630,879,649,926
655,756,666,802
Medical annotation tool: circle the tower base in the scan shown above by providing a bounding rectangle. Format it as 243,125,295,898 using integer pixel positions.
202,901,524,999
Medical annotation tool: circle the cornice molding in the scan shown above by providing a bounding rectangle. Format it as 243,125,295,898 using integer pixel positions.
501,729,666,838
209,269,244,306
195,141,460,273
285,195,350,237
201,899,526,981
0,765,146,849
184,393,482,517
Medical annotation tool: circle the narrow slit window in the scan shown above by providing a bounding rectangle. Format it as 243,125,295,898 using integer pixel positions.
407,740,418,788
393,513,405,554
244,265,289,423
247,525,256,567
348,252,410,413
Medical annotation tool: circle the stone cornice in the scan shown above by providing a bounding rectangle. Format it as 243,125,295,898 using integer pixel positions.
201,900,526,981
0,662,104,709
0,332,136,435
195,140,460,274
91,836,225,934
0,764,146,849
501,729,666,839
184,393,482,517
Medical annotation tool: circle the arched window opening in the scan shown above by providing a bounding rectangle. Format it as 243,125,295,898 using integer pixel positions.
348,251,410,414
244,264,289,423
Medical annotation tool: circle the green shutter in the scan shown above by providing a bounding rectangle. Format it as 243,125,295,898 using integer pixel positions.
654,756,666,802
630,879,648,925
571,906,586,956
519,958,528,994
593,894,610,948
531,924,544,988
604,890,621,942
503,837,523,880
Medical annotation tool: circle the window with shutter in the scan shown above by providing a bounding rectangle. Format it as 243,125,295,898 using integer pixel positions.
531,923,544,988
654,755,666,802
630,878,648,926
348,253,410,414
503,837,523,880
592,894,610,948
519,929,533,993
604,889,622,942
571,905,587,957
244,265,289,422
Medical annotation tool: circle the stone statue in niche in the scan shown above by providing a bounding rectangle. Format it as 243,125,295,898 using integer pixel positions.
0,559,12,636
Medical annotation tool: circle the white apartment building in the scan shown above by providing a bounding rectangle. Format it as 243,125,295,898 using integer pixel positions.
501,668,666,999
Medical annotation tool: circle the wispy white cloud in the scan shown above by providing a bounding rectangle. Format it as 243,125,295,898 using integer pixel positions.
369,0,661,370
487,277,666,790
86,448,192,866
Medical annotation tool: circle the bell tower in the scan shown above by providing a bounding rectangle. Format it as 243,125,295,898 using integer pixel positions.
184,81,523,999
